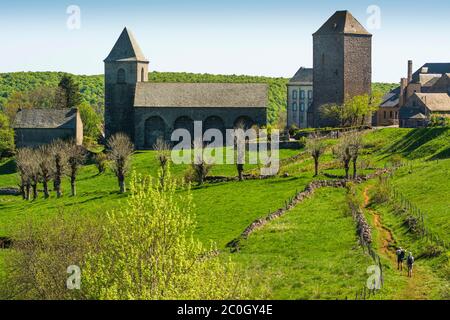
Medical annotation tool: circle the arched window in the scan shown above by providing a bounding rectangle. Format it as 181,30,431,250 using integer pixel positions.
117,68,126,84
141,68,145,82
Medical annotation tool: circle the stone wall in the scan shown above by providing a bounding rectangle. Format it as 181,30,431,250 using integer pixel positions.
134,107,267,149
14,128,76,148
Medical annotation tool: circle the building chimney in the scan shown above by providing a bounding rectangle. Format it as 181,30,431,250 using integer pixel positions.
408,60,413,83
399,78,407,107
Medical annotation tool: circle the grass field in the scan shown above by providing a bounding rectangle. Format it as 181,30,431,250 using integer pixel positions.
229,187,374,299
0,127,448,299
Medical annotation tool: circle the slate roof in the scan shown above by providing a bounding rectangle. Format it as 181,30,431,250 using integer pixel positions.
412,63,450,82
380,87,401,108
288,67,313,85
134,83,268,108
313,10,371,36
104,27,148,63
415,93,450,112
13,108,78,129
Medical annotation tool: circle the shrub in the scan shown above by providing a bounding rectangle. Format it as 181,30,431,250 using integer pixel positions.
371,176,391,205
83,170,248,299
0,213,102,300
94,152,108,175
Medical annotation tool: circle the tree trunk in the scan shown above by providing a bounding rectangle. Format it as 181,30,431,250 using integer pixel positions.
344,162,350,179
237,164,244,181
314,158,319,177
25,183,31,200
119,176,126,193
43,180,49,199
20,181,25,200
32,184,38,200
71,175,76,196
352,159,357,179
55,177,62,198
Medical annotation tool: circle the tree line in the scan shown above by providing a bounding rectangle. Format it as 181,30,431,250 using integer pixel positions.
15,133,134,200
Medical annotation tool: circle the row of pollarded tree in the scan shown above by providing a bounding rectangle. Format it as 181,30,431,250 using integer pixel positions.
16,140,86,200
15,133,134,200
306,132,363,179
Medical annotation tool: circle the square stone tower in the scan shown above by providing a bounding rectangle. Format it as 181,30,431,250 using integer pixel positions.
104,28,149,139
311,11,372,127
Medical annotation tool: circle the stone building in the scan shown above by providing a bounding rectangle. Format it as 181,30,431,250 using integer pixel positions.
286,67,313,129
311,11,372,127
13,108,83,148
104,28,268,149
400,93,450,127
377,60,450,127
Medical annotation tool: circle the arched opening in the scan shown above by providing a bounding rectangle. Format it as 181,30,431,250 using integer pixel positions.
203,116,225,136
233,116,254,130
144,116,166,148
141,68,145,82
117,68,126,84
174,116,194,140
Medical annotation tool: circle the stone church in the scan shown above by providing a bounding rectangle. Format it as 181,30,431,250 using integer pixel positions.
104,28,268,149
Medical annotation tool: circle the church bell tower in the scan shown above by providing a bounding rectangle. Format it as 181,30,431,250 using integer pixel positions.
104,27,149,139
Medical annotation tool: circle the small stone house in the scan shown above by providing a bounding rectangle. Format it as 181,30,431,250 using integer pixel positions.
13,108,83,148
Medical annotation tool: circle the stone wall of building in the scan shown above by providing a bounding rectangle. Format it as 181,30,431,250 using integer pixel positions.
15,128,75,148
134,107,267,149
343,35,372,101
312,33,372,127
104,60,149,140
313,34,345,127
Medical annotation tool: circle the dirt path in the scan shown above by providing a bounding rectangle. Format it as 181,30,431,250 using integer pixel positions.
362,187,431,300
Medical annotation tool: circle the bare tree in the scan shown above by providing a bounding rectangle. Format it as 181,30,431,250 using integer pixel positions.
36,145,53,199
50,140,68,198
349,133,363,179
306,133,327,177
66,141,86,196
28,150,40,200
334,135,353,179
107,133,134,193
153,138,171,188
15,148,32,200
191,156,213,186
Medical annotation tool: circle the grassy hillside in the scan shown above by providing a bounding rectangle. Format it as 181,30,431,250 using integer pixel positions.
0,71,397,125
230,187,374,299
0,127,447,299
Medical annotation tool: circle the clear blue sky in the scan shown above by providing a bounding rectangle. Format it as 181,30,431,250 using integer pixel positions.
1,0,449,82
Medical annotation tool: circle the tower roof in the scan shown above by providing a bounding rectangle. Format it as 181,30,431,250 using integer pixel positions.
104,27,149,63
313,10,371,36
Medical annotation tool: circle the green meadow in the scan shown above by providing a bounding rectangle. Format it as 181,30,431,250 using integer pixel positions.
0,127,448,299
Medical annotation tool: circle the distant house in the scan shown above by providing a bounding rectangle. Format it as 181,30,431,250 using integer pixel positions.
400,93,450,128
13,108,83,148
286,67,313,129
377,60,450,127
377,87,400,126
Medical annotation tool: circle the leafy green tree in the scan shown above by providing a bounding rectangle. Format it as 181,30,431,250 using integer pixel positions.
56,74,82,109
0,112,15,158
78,102,102,140
83,169,247,299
